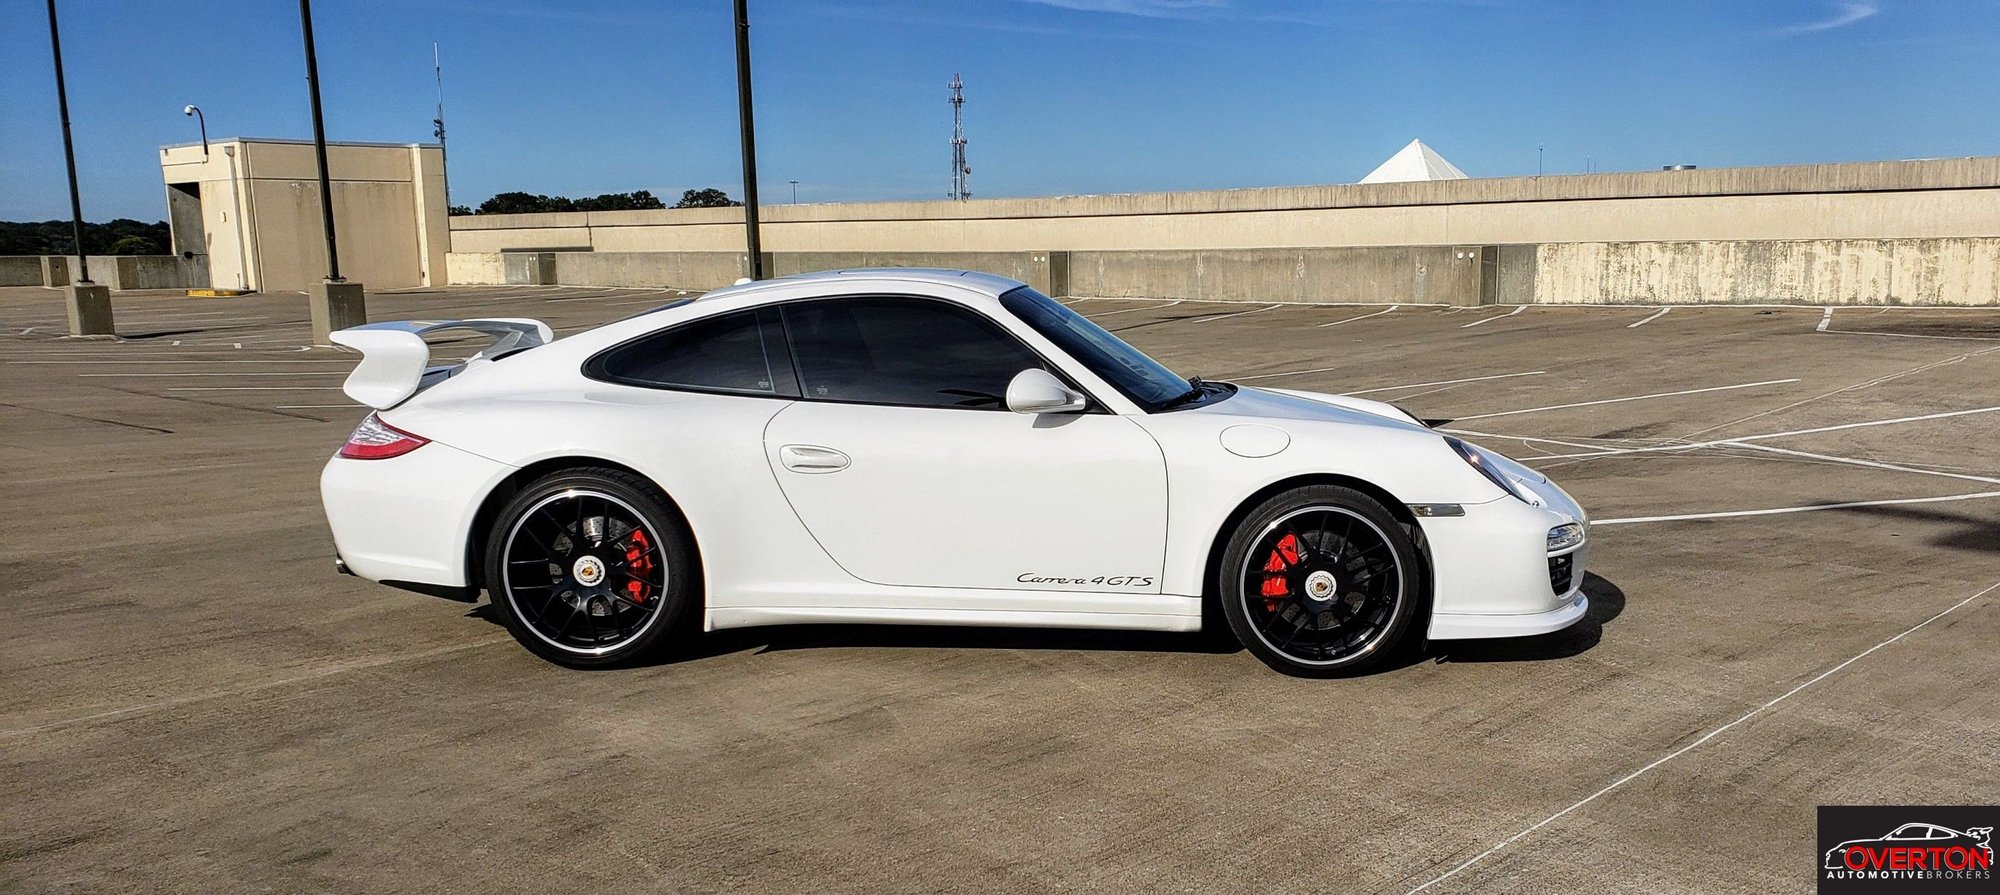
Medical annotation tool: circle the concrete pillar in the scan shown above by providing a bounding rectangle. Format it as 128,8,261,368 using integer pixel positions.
65,283,114,336
310,280,367,345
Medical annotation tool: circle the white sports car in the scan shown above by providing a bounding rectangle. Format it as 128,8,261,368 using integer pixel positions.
321,269,1589,676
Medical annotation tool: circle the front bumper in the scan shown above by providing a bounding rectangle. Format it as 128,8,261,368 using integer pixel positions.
1419,475,1592,641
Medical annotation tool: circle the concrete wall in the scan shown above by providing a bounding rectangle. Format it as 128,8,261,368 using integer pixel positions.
450,157,2000,256
0,257,41,286
24,255,207,290
1535,238,2000,306
446,252,504,286
442,156,2000,306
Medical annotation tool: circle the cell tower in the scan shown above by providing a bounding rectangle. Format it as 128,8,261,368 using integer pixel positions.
949,73,970,201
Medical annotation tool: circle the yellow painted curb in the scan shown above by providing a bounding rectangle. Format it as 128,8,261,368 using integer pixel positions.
186,288,254,297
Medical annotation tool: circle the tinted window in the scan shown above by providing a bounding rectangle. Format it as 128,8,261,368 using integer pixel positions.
588,308,797,397
782,298,1045,409
998,286,1197,412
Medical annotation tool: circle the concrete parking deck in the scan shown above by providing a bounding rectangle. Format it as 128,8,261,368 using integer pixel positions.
2,285,1995,893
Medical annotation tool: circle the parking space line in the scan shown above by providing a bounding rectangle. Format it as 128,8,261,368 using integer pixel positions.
1594,491,2000,525
1460,306,1525,328
1678,344,2000,439
1317,306,1397,328
1084,300,1182,318
276,404,360,409
1407,578,2000,895
1816,307,1833,332
80,371,347,377
1453,379,1799,422
1733,443,2000,486
168,386,344,391
1530,404,2000,461
1628,307,1670,328
1185,302,1282,325
1343,371,1547,394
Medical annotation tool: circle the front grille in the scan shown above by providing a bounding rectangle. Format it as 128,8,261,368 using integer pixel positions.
1548,553,1575,595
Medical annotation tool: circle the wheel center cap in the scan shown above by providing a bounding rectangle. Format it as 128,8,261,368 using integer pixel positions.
572,555,606,587
1304,570,1338,601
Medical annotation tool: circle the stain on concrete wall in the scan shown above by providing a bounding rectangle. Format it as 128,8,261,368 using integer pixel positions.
1535,239,2000,306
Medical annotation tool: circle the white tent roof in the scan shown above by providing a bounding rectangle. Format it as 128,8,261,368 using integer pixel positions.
1358,139,1469,184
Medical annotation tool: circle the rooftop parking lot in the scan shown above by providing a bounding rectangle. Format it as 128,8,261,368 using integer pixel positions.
3,284,1996,893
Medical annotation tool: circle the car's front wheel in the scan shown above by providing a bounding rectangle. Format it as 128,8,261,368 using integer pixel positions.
1219,485,1420,677
483,468,696,667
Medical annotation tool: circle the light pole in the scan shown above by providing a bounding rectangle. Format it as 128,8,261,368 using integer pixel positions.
733,0,764,280
182,104,207,157
44,0,111,335
789,179,798,204
297,0,364,344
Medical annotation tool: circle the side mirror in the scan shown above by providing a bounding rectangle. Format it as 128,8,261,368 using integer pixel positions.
1006,368,1086,414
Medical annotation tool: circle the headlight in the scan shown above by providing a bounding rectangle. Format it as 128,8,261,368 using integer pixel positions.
1446,436,1527,502
1547,523,1585,552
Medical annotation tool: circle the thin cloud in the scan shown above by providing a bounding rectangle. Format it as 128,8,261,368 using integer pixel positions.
1780,2,1878,34
1013,0,1232,18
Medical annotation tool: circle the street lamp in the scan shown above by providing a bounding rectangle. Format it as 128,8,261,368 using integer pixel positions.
182,104,207,157
789,179,798,204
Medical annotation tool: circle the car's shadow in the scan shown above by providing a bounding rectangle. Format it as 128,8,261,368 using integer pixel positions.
463,572,1625,673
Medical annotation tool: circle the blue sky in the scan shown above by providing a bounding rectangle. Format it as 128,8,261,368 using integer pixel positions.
2,0,1995,221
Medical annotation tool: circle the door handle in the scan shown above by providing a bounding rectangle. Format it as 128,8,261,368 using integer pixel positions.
779,444,850,473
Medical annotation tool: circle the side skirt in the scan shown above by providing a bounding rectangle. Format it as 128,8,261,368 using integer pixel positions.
709,605,1202,633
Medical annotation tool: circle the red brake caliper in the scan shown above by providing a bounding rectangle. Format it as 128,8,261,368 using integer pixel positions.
623,529,655,604
1260,533,1301,609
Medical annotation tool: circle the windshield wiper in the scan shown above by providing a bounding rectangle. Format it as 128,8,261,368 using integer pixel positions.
1159,376,1207,410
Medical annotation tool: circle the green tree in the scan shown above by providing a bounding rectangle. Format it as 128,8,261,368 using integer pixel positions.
108,235,159,255
674,188,740,208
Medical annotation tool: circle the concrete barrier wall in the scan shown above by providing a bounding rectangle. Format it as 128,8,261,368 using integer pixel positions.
25,255,206,290
450,157,2000,257
1068,247,1488,305
0,257,41,286
446,252,505,285
1536,238,2000,306
553,252,748,289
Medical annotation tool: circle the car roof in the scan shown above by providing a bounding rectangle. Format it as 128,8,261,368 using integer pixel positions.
699,267,1029,302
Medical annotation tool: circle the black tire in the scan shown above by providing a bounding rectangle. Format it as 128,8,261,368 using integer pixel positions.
1218,485,1420,677
483,467,697,668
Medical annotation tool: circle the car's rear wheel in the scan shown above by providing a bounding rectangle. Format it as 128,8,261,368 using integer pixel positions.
483,468,695,667
1219,485,1419,677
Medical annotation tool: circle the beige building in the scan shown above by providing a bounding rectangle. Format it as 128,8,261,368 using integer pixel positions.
159,138,447,292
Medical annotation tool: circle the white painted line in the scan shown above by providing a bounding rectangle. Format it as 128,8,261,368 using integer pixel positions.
9,360,350,364
1531,404,2000,461
1822,327,2000,343
1816,307,1833,332
1454,379,1800,422
1317,306,1397,328
1341,370,1547,394
168,386,345,391
1627,307,1670,328
1084,300,1182,319
275,404,362,409
1732,443,2000,486
1593,491,2000,525
81,372,347,377
1185,303,1282,325
1407,577,2000,895
1679,344,2000,439
1460,306,1525,328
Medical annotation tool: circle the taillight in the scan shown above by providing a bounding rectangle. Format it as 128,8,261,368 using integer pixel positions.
339,413,430,460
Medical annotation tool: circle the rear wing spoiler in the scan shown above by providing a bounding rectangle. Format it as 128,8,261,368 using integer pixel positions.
329,318,552,410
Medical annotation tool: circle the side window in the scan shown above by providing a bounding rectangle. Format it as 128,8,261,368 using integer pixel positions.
782,297,1046,409
587,308,799,397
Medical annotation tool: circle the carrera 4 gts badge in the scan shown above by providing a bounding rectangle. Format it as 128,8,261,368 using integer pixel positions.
1017,573,1156,588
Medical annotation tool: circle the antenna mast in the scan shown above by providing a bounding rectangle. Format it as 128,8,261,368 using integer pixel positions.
433,41,451,209
949,73,969,201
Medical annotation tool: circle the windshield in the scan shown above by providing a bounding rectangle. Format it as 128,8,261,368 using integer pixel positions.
999,286,1191,411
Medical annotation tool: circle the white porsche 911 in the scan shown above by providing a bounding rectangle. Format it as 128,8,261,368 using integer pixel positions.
321,269,1589,676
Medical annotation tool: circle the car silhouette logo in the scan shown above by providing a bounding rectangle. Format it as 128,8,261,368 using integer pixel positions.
1823,822,1993,872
